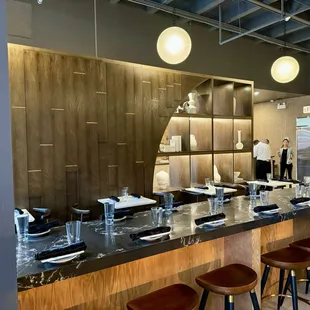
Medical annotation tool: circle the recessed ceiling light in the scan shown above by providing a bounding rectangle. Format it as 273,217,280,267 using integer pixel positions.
254,91,260,96
285,16,291,22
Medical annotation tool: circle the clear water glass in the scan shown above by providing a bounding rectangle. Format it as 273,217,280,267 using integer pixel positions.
249,183,257,204
205,178,210,186
121,187,129,202
260,191,269,206
209,180,215,187
208,197,218,214
164,193,174,215
295,184,304,198
66,220,81,244
151,207,163,226
305,185,310,198
104,201,115,225
216,187,224,207
16,213,29,241
266,173,271,181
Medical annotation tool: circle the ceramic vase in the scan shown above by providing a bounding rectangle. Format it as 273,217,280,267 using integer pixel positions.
185,92,197,114
214,165,221,184
236,130,244,150
190,134,197,151
156,170,169,189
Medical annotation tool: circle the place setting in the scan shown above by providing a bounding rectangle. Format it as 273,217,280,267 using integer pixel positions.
252,190,281,217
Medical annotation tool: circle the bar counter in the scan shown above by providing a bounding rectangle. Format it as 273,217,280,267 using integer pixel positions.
18,188,310,309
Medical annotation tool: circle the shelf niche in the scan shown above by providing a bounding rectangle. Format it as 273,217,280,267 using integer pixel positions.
234,119,252,150
191,154,212,186
234,83,252,117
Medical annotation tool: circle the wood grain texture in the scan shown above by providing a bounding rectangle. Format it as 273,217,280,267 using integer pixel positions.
9,44,252,220
213,119,233,151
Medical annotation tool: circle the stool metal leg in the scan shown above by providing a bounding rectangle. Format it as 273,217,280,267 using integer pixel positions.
261,265,270,295
280,272,291,307
291,270,299,310
306,267,310,295
277,269,285,310
250,290,260,310
224,296,229,310
198,290,209,310
228,295,234,310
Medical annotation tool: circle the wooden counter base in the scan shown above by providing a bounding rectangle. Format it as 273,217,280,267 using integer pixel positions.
18,217,310,310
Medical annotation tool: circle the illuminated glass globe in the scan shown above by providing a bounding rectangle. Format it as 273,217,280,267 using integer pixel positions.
271,56,300,83
157,26,192,65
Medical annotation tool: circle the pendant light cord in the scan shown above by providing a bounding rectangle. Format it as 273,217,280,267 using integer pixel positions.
283,0,287,53
172,0,176,26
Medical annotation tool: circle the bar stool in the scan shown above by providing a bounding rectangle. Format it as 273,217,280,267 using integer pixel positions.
70,204,91,222
261,247,310,310
290,237,310,294
126,283,199,310
195,264,259,310
32,207,51,224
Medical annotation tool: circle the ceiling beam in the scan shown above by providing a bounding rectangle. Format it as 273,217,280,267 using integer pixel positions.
127,0,310,53
223,0,276,24
286,27,310,43
193,0,225,14
245,0,310,27
262,21,307,38
147,0,173,14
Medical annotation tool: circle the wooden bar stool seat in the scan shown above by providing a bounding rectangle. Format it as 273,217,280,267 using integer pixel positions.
126,284,199,310
290,237,310,252
195,264,260,310
261,247,310,310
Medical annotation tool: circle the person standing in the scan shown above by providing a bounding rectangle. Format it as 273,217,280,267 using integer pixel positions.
254,139,271,180
278,137,294,180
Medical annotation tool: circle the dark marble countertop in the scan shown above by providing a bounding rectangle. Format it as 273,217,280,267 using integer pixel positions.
17,188,310,291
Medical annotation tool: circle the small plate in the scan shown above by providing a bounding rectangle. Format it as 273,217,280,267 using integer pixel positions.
114,216,127,222
260,208,281,215
140,231,170,241
41,250,85,264
28,229,51,238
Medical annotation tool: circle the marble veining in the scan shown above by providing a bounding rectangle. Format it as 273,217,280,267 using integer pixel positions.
17,188,310,291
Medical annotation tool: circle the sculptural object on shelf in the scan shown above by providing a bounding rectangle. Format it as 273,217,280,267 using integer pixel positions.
156,170,169,189
190,134,197,151
183,92,197,114
214,165,221,183
236,130,244,150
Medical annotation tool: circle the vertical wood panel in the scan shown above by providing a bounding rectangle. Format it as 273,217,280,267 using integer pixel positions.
75,58,89,208
134,68,143,161
166,72,174,108
53,110,66,220
99,143,109,197
126,114,136,193
108,166,119,196
66,169,78,212
174,73,182,101
51,54,65,109
24,50,41,171
28,171,42,209
87,124,100,204
126,67,135,113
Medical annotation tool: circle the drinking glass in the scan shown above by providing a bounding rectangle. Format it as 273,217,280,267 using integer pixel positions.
208,197,218,214
295,184,304,198
66,221,81,244
121,187,129,202
249,183,257,205
16,213,29,241
209,180,215,187
205,178,210,186
151,207,163,226
266,173,272,181
260,191,269,206
216,187,224,208
104,201,115,225
164,193,174,215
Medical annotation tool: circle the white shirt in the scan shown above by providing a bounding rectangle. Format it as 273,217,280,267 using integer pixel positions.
254,142,271,161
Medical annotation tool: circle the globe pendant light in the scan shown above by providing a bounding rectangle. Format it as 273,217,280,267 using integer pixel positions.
271,56,300,83
157,26,192,65
271,8,299,83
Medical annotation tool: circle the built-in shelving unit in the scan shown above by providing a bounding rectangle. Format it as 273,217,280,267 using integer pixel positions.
153,78,253,189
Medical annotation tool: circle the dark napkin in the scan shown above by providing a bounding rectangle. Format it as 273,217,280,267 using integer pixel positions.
102,209,134,220
195,186,209,190
130,226,171,241
290,197,310,205
195,213,226,226
35,241,87,261
131,193,141,199
109,196,120,202
29,220,59,234
254,204,279,213
15,208,24,215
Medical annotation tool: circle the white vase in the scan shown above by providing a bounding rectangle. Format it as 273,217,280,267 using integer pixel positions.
214,165,221,184
184,92,197,114
236,130,244,150
156,170,169,189
190,134,197,151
